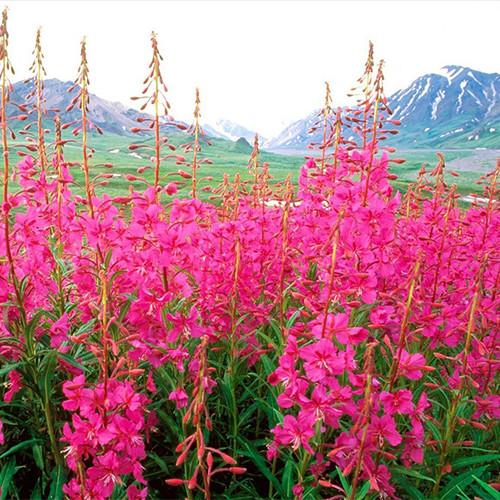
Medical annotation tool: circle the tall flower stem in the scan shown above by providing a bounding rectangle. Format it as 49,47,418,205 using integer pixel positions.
362,60,384,205
349,343,376,500
230,235,241,455
152,34,161,194
0,8,23,317
388,255,421,391
432,257,486,495
320,210,344,338
191,88,200,199
30,27,47,173
319,82,332,174
100,270,110,425
278,175,293,343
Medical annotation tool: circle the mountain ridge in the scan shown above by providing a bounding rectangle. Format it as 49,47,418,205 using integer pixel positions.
264,65,500,151
9,68,500,151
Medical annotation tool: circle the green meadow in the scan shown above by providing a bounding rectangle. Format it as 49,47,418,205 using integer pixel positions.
46,131,492,200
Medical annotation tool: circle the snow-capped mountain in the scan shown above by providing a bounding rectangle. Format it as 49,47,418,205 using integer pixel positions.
203,119,265,144
389,65,500,147
262,110,320,151
9,78,153,136
265,65,500,150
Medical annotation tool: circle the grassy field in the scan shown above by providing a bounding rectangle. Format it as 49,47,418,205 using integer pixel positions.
392,149,488,197
52,132,304,199
33,131,494,200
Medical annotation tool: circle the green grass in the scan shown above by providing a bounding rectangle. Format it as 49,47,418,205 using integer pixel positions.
393,149,487,197
51,132,304,200
19,131,492,200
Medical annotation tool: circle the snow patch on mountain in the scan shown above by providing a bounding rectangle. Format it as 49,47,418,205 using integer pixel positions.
431,90,445,120
203,119,265,144
436,66,464,85
457,81,467,112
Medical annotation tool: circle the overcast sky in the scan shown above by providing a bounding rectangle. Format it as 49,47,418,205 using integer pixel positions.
5,1,500,137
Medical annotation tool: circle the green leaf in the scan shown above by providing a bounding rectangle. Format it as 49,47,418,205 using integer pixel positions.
32,443,45,471
108,269,127,287
282,458,295,498
39,350,59,404
392,465,436,483
48,464,66,500
335,466,351,496
238,440,284,498
451,454,500,468
440,465,489,499
238,401,259,428
394,475,427,500
0,457,18,500
260,354,278,378
104,249,114,268
29,479,42,500
57,352,85,372
285,309,302,329
0,438,43,459
147,452,170,475
472,476,500,500
72,319,96,338
0,361,25,377
357,480,372,499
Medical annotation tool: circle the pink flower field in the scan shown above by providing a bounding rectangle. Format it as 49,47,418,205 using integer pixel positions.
0,12,499,500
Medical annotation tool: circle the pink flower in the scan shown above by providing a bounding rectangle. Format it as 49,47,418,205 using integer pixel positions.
165,182,178,195
398,350,428,380
146,372,156,393
302,384,341,428
292,483,304,499
473,394,500,420
127,484,148,500
110,414,145,460
49,312,70,347
364,464,396,498
402,432,424,465
269,354,297,387
87,451,132,497
380,390,414,415
169,387,189,409
336,325,368,345
62,375,87,412
4,370,22,402
299,339,345,381
271,412,315,454
370,414,402,446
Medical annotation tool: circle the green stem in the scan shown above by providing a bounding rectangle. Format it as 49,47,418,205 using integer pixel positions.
432,267,483,496
44,400,62,466
294,451,311,500
268,456,277,498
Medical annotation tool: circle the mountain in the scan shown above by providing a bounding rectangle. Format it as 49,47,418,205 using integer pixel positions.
203,119,265,144
263,110,320,151
8,78,158,136
231,136,253,153
11,70,500,151
9,79,259,147
389,65,500,147
265,65,500,151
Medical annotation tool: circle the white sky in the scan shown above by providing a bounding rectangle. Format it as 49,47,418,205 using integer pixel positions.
5,0,500,137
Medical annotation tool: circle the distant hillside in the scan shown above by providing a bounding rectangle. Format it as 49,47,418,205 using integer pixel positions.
203,119,265,144
264,65,500,151
11,69,500,152
389,65,500,148
8,78,155,136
